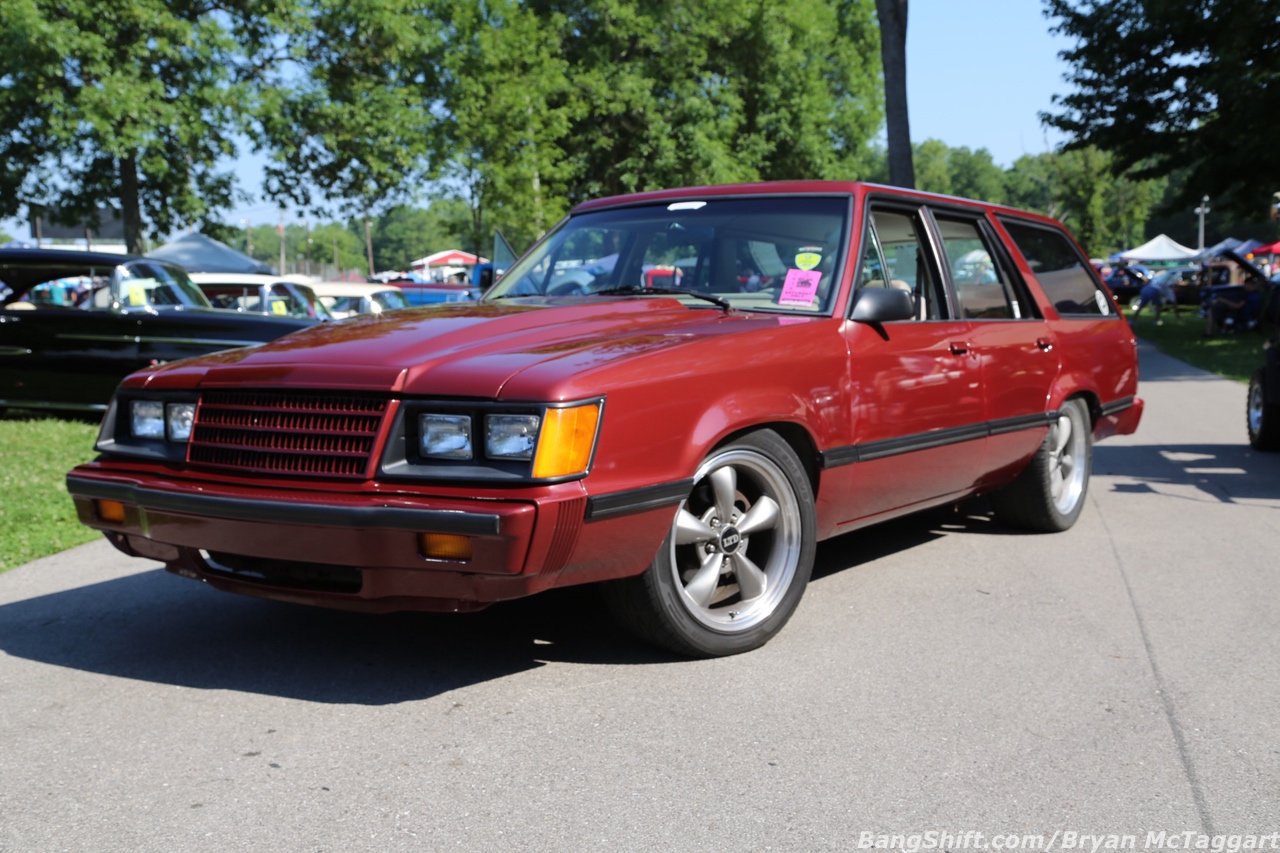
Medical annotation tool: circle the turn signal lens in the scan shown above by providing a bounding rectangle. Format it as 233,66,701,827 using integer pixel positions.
419,533,473,561
95,499,126,523
532,403,601,479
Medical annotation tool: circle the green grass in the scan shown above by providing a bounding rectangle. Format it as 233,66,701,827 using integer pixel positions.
1125,308,1269,383
0,412,102,573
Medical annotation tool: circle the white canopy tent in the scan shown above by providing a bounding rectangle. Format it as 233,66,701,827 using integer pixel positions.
1112,234,1198,263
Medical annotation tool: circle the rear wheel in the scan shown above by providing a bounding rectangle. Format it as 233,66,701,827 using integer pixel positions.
1247,368,1280,451
602,429,816,657
991,398,1092,532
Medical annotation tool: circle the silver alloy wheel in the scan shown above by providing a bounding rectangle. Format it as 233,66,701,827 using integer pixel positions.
1249,381,1265,436
669,447,804,632
1049,409,1087,514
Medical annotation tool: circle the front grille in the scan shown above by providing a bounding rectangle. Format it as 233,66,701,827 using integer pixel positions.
188,390,388,479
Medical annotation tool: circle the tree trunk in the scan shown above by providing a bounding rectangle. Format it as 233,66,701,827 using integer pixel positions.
119,155,144,254
875,0,914,189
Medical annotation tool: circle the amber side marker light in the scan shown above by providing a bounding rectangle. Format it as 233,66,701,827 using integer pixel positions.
532,403,601,479
419,533,473,562
95,499,127,523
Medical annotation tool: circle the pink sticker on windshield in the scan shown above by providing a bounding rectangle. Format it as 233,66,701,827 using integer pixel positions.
778,269,821,307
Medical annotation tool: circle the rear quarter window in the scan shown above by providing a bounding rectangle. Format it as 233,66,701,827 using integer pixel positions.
999,219,1114,317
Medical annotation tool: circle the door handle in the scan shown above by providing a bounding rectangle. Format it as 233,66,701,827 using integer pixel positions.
1036,338,1054,352
949,341,969,355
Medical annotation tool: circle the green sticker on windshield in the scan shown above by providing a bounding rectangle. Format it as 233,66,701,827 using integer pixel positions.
795,248,822,271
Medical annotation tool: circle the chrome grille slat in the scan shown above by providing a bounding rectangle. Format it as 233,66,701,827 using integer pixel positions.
188,390,389,479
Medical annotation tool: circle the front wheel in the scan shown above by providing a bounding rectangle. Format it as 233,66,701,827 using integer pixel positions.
990,398,1092,532
1247,368,1280,451
601,429,816,657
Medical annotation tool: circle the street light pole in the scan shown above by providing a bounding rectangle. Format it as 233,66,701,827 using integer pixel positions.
1194,195,1210,251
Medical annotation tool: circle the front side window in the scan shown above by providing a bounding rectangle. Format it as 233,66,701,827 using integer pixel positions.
486,197,850,314
858,208,946,320
1000,219,1113,317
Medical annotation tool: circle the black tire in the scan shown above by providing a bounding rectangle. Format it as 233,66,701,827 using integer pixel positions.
1247,368,1280,451
990,398,1092,532
601,429,816,657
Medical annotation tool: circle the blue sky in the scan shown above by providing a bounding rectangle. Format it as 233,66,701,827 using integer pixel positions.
5,1,1077,237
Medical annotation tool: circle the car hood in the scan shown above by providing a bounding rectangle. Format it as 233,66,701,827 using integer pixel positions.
136,297,814,399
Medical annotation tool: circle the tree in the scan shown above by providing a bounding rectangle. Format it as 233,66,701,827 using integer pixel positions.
1043,0,1280,218
1004,148,1165,256
874,0,913,188
432,0,884,245
255,0,441,224
0,0,271,252
371,204,464,271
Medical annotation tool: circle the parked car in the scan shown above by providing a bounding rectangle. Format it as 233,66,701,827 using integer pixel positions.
67,182,1142,656
389,279,479,307
307,281,412,318
1147,266,1202,306
1102,265,1151,305
189,273,329,322
290,282,337,322
0,248,314,413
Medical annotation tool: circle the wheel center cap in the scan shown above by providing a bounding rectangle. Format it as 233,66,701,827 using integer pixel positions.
719,527,742,555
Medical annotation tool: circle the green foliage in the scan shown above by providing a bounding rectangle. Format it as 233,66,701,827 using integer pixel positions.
1044,0,1280,219
372,204,464,272
256,0,440,219
1004,147,1164,257
0,232,11,245
0,414,100,573
0,0,268,251
431,0,884,253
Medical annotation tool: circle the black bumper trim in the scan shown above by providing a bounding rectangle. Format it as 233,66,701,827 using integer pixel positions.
1100,396,1136,417
586,479,693,521
65,475,502,536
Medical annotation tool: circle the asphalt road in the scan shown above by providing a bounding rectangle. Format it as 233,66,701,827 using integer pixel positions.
2,342,1277,852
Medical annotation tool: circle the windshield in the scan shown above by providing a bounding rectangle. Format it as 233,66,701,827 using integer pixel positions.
371,289,411,311
115,260,210,309
485,196,851,314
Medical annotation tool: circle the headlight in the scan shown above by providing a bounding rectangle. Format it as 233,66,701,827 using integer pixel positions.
486,414,540,460
129,400,196,442
166,403,196,441
130,401,165,439
420,414,473,459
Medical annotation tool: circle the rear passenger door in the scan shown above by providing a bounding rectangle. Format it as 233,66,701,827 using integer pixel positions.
932,212,1060,480
834,204,988,522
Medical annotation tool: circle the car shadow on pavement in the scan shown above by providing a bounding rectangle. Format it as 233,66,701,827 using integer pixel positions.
1094,442,1280,504
0,567,675,705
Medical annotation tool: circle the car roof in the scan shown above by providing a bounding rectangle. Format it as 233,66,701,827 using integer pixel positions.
189,273,292,286
306,281,403,296
0,247,162,297
569,180,1065,227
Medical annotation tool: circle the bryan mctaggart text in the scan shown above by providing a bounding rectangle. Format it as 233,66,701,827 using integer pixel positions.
855,832,1280,853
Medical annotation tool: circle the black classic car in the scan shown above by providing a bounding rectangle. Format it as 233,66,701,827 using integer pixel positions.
0,248,314,413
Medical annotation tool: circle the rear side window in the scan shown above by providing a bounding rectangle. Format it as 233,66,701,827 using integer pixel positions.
1000,219,1114,317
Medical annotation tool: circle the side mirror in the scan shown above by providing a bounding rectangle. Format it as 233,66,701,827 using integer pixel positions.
850,287,915,323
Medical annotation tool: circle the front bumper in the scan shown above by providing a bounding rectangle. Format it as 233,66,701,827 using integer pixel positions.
67,468,675,612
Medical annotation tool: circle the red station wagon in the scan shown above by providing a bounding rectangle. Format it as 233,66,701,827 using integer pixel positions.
67,182,1143,656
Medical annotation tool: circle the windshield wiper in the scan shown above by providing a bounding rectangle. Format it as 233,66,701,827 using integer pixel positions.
590,285,732,313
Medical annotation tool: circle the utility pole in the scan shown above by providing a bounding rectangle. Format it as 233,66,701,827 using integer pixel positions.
1195,195,1210,251
278,209,287,274
365,217,375,278
333,237,339,279
241,218,252,256
304,220,311,277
